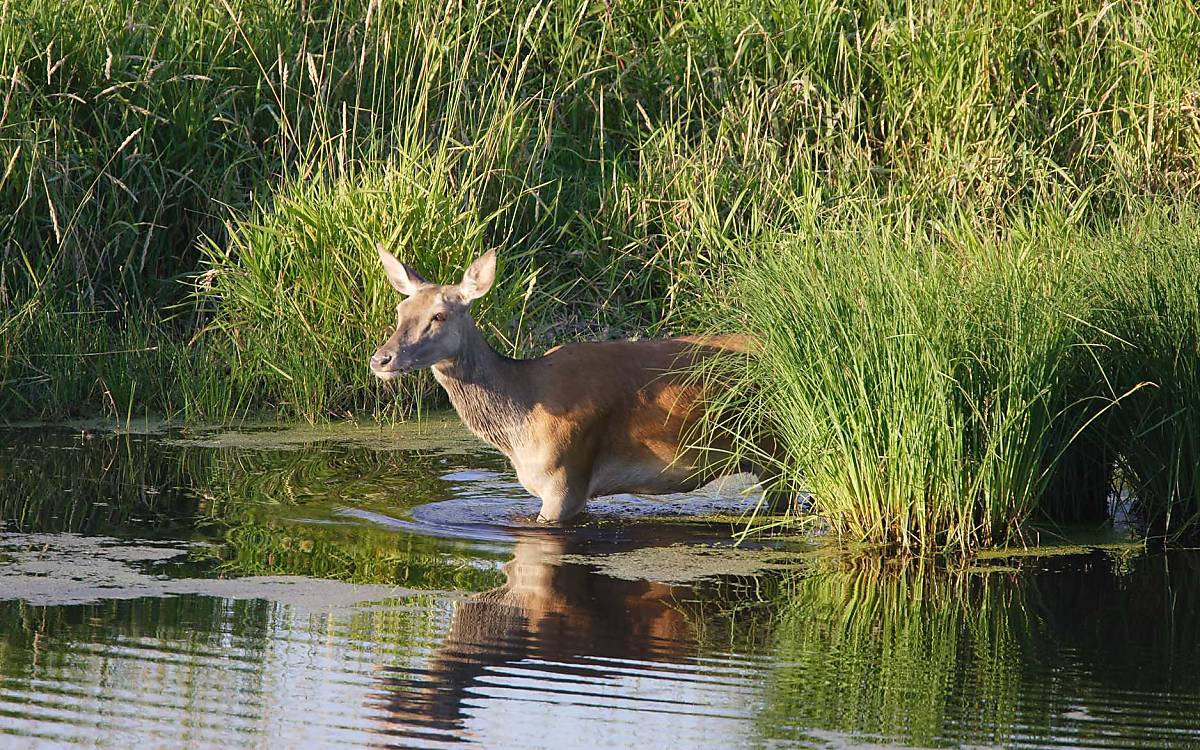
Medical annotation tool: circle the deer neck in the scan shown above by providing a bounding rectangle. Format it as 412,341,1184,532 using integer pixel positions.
431,323,532,456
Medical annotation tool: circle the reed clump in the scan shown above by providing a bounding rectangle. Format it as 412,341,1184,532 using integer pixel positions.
1090,208,1200,539
695,209,1091,552
695,204,1200,552
193,167,547,421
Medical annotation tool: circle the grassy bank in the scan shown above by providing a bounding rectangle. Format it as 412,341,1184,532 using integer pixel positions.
694,204,1200,552
3,0,1199,550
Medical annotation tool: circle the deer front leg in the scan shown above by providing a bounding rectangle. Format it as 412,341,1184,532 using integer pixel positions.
519,428,597,525
532,466,591,524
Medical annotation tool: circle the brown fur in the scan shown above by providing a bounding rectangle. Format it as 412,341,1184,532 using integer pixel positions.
370,247,779,523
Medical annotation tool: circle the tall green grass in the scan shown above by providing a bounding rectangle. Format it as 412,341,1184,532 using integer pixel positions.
192,168,547,421
4,0,1200,549
1092,208,1200,538
694,203,1200,552
694,208,1090,552
0,0,379,417
5,0,1200,420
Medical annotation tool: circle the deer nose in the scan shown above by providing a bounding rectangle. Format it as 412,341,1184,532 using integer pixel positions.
371,351,393,369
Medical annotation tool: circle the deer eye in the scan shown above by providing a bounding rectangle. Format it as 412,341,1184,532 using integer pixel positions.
431,312,446,323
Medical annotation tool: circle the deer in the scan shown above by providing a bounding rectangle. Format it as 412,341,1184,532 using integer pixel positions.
369,246,787,524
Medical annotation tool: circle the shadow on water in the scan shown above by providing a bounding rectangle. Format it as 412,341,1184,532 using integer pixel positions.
0,418,1198,748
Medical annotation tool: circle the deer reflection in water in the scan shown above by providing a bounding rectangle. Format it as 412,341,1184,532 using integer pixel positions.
368,532,713,745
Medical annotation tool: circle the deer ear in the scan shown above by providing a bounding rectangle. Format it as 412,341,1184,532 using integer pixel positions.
459,249,496,302
377,244,429,296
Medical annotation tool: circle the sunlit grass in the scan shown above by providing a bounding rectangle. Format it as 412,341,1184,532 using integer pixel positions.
691,203,1200,552
4,0,1199,420
3,0,1200,549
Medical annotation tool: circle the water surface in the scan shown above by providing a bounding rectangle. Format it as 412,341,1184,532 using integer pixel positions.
0,416,1197,748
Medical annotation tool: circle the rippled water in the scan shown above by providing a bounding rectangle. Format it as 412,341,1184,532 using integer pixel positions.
0,416,1198,749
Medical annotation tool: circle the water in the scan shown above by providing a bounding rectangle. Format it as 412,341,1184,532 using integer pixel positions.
0,416,1198,749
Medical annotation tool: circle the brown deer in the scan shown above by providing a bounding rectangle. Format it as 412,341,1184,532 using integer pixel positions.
369,247,784,523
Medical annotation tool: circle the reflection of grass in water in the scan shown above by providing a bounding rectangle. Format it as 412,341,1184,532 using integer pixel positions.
167,412,479,453
190,436,508,590
196,442,456,517
756,550,1200,747
0,592,452,720
204,520,504,592
0,430,205,536
332,591,451,671
758,557,1027,747
0,426,507,590
0,596,278,682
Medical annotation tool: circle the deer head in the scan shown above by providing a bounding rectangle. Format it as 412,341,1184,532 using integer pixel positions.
370,246,496,379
